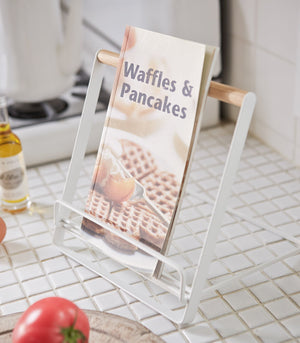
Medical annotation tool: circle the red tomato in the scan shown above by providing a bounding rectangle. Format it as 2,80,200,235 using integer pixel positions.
0,217,6,243
12,297,89,343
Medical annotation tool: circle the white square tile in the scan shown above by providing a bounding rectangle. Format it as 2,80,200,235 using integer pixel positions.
42,256,70,274
4,227,24,241
1,299,29,315
183,322,219,343
210,314,246,338
186,219,209,236
28,232,52,248
247,155,269,168
266,297,299,319
30,186,50,198
199,297,231,319
37,163,59,174
16,263,44,281
263,262,291,279
4,239,31,255
35,245,62,261
269,171,293,185
173,224,192,239
142,315,176,336
49,269,79,288
180,207,203,222
215,241,238,259
225,332,258,343
253,322,291,343
268,241,297,257
282,314,300,338
0,257,10,272
222,223,248,239
94,290,125,311
119,290,137,305
108,306,136,321
22,276,52,296
130,301,157,320
21,221,49,237
223,254,253,272
251,282,284,302
75,265,98,281
228,196,246,209
272,195,299,210
28,177,43,188
57,284,87,301
240,191,265,205
232,182,253,196
224,290,257,311
281,180,300,194
42,172,65,184
74,298,96,311
0,284,25,304
285,254,300,272
275,275,300,294
285,206,300,221
208,261,228,278
251,201,278,216
162,331,187,343
174,235,200,251
260,185,286,199
10,250,38,268
239,170,261,183
239,305,273,329
115,270,143,284
241,271,267,287
156,292,185,312
231,235,261,251
29,291,56,304
255,230,281,245
213,276,243,295
84,277,115,296
248,176,272,190
0,270,17,287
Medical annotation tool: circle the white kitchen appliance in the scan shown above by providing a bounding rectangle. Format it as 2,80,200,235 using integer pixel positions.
0,0,221,167
0,0,83,102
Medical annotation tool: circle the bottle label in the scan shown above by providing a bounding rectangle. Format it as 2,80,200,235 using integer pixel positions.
0,152,29,202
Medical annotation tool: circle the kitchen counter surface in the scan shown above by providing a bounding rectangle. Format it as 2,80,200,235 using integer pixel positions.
0,123,299,343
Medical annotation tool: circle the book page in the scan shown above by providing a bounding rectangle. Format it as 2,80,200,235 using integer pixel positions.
81,26,217,272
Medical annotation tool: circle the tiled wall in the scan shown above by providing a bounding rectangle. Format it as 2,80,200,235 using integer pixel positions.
222,0,300,166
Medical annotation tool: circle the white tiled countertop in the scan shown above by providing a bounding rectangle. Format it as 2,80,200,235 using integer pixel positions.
0,123,299,342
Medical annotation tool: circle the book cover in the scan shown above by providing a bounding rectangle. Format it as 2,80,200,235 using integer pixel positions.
82,26,218,271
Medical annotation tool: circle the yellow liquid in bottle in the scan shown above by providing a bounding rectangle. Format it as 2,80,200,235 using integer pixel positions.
0,123,22,157
0,123,30,213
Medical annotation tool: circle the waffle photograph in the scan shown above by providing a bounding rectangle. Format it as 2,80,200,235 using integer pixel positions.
82,138,180,253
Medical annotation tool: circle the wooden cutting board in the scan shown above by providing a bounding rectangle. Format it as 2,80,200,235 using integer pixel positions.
0,310,164,342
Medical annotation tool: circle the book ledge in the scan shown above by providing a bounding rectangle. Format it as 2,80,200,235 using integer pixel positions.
52,46,297,325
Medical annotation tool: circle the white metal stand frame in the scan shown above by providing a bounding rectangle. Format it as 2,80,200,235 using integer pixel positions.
53,50,297,325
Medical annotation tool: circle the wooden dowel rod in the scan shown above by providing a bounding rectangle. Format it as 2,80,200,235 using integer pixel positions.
97,50,119,68
208,81,247,107
97,50,247,107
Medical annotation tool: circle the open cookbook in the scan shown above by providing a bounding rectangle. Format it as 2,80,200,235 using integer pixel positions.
81,26,219,272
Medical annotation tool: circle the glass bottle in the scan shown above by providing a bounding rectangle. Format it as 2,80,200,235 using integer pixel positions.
0,96,30,212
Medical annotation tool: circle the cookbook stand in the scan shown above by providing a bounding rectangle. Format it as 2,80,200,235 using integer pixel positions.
53,49,298,325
